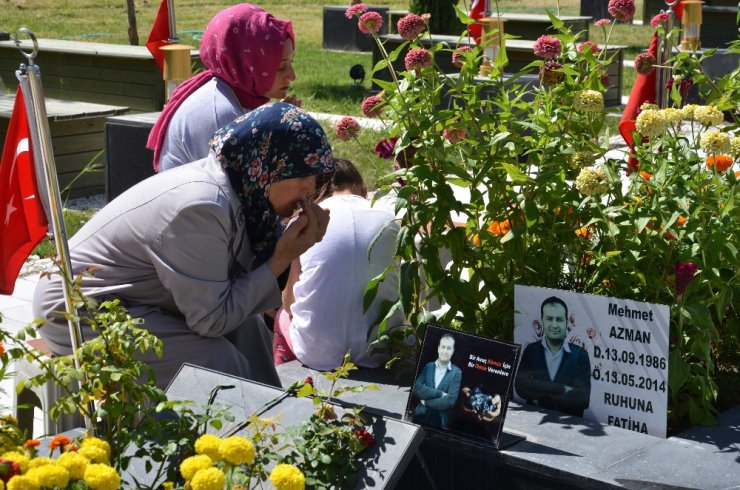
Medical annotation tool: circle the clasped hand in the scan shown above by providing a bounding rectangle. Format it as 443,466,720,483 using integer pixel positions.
267,198,330,277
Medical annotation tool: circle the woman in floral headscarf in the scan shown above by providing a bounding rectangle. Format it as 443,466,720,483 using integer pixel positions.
147,3,298,172
33,103,334,389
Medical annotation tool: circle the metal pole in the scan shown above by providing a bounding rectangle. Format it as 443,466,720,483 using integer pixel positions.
14,28,94,432
655,0,679,108
167,0,179,43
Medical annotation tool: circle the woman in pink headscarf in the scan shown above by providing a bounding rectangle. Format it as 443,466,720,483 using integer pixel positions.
147,3,297,172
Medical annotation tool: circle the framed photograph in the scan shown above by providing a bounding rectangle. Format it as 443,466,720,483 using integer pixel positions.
405,324,521,449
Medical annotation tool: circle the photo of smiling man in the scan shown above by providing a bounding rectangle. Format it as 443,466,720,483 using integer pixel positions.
411,333,463,428
515,296,591,417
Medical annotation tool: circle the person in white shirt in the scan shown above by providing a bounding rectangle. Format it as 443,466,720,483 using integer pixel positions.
273,159,403,370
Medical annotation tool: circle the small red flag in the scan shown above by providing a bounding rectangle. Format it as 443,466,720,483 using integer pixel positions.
146,0,170,72
0,87,48,295
469,0,485,44
619,2,684,171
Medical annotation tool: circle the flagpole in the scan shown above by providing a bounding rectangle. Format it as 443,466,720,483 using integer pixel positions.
167,0,179,43
14,28,94,432
655,0,679,108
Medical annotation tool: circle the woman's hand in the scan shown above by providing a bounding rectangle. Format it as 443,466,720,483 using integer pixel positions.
267,198,329,277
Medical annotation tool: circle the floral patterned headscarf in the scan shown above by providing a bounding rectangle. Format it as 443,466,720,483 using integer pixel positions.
210,102,335,267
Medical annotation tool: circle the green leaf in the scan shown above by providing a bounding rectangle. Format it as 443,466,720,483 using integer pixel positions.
681,303,716,331
668,351,689,395
545,9,565,29
523,200,539,228
363,266,394,312
500,162,529,183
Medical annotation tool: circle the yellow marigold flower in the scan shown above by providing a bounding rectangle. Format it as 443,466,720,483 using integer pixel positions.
190,467,226,490
660,107,683,124
83,463,120,490
705,155,733,172
694,105,724,126
570,151,593,169
573,90,604,113
26,464,70,489
575,226,593,239
6,475,38,490
2,451,30,473
681,103,700,120
180,455,213,481
26,457,52,469
635,109,667,138
270,464,306,490
701,130,731,154
81,438,111,461
58,452,89,480
1,416,18,427
78,445,108,465
194,434,221,460
218,436,255,466
575,167,609,196
730,136,740,158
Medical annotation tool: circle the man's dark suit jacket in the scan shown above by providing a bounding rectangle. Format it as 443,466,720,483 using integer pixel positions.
515,341,591,417
411,361,462,428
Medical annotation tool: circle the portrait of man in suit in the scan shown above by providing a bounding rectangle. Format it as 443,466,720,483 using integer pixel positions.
411,333,463,428
515,296,591,417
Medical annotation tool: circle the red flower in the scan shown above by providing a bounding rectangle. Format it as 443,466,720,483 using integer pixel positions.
335,116,361,141
532,35,561,59
539,59,564,85
599,72,610,88
451,46,471,69
650,12,670,28
0,459,20,483
577,41,599,54
0,342,4,356
404,48,432,70
345,3,367,19
23,439,41,449
397,13,426,40
358,11,383,34
675,262,698,297
705,155,733,172
442,128,467,143
634,52,656,75
666,77,693,99
361,95,383,118
608,0,636,23
49,434,72,451
374,137,398,159
355,428,376,446
303,376,314,387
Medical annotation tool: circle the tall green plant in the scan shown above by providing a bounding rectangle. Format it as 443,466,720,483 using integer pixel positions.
348,5,739,427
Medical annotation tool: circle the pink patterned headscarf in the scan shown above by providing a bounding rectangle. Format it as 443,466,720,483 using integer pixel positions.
146,3,295,171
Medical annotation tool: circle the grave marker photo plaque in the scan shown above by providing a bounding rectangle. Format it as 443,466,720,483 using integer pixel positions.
513,285,670,437
405,324,522,449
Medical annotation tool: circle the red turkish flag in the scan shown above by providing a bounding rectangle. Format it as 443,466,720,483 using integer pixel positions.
619,2,684,171
469,0,486,44
146,0,170,72
0,87,48,294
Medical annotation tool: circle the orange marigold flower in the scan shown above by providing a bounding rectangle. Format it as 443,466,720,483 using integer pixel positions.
735,171,740,178
488,220,512,236
49,435,72,451
575,226,594,239
23,439,41,449
676,215,687,226
639,171,651,181
705,155,733,172
472,234,481,247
